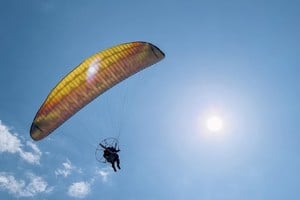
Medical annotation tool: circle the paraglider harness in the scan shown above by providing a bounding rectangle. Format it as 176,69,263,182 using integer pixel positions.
96,138,121,172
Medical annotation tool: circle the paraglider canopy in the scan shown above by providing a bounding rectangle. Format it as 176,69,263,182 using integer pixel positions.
30,41,165,141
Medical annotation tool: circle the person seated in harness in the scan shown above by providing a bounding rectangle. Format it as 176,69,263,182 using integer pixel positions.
99,143,121,172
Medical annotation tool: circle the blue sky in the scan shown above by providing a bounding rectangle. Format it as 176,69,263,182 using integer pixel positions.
1,0,300,199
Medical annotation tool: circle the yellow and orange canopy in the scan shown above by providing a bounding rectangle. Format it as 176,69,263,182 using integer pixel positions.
30,41,165,141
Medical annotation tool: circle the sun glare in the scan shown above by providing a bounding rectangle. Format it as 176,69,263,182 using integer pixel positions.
206,116,223,132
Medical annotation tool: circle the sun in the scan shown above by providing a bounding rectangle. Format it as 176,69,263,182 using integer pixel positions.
206,116,223,132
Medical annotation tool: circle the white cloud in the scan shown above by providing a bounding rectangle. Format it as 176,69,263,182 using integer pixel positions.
27,141,41,155
19,141,42,165
68,181,91,199
0,121,42,164
0,121,21,154
95,168,110,182
55,159,73,177
66,168,111,199
0,172,53,198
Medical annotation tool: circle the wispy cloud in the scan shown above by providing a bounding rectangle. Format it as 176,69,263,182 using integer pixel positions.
55,159,83,178
67,181,91,199
55,159,73,177
19,141,42,165
0,172,53,198
0,121,42,164
95,167,111,182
